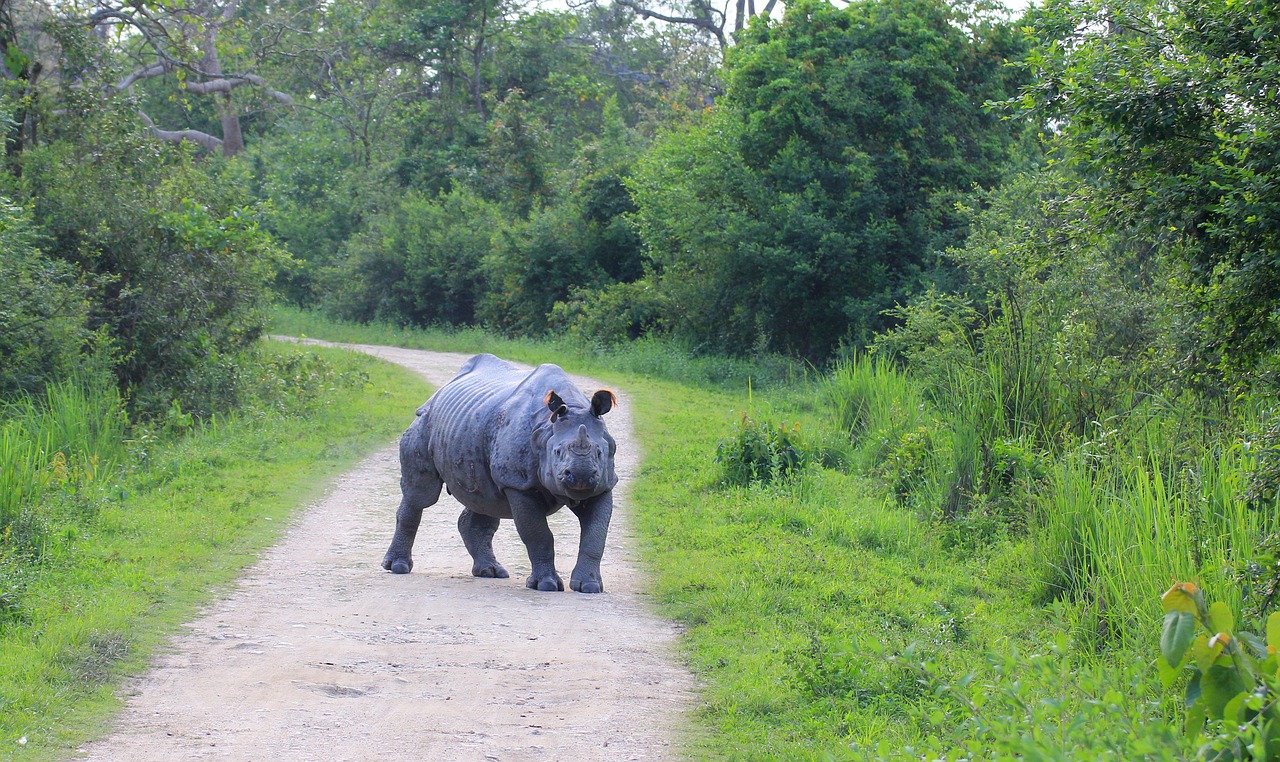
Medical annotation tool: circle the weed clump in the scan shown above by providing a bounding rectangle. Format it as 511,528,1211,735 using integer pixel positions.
716,413,813,486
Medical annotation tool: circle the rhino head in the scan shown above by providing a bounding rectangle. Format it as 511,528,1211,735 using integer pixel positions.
537,388,617,500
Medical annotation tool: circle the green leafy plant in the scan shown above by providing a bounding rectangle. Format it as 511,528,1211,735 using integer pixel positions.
715,412,812,486
1160,582,1280,759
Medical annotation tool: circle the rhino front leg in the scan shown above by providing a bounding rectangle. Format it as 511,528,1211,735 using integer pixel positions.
508,491,563,592
568,493,612,593
458,509,509,579
382,439,443,574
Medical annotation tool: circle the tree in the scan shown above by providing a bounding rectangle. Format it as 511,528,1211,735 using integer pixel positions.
16,99,291,414
629,0,1028,359
51,0,298,156
0,197,93,398
1020,0,1280,392
606,0,781,50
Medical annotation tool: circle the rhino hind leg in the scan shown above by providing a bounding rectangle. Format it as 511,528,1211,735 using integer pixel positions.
382,439,444,575
458,509,509,579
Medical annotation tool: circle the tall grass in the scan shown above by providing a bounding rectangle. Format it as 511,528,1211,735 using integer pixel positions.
825,348,1278,651
824,354,928,467
1038,413,1279,648
0,378,127,544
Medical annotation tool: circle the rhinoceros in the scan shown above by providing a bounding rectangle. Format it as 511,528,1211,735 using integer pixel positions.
381,354,618,593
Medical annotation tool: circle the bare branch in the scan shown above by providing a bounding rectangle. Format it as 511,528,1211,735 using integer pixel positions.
138,111,223,152
114,61,167,92
182,74,293,104
614,0,727,48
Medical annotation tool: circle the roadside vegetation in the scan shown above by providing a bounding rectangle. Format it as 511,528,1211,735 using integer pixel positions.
0,344,429,755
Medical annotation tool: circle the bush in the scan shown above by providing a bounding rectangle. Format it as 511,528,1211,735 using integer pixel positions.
328,187,501,327
716,412,813,486
1159,582,1280,759
13,105,291,419
0,199,93,399
550,280,668,348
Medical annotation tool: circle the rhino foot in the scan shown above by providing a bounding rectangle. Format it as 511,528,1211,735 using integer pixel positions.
526,572,564,592
472,561,509,579
382,554,413,574
570,577,604,594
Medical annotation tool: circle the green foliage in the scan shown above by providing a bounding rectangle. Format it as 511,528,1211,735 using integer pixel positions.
715,411,813,485
629,0,1028,359
550,280,668,348
0,200,95,400
10,110,292,417
331,187,502,326
1021,0,1280,391
1160,583,1280,759
249,122,395,304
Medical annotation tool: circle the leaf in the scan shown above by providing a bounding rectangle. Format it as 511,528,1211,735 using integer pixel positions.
1208,601,1235,635
1161,582,1200,616
1161,611,1197,670
1158,654,1180,690
1192,635,1220,674
1268,612,1280,651
1185,700,1207,740
1237,630,1266,659
1223,691,1246,726
1199,664,1247,720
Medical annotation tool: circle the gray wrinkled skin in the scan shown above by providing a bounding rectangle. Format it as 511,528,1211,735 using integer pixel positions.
381,354,618,593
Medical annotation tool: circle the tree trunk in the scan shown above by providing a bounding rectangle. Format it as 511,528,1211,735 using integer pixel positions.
202,0,245,157
218,94,245,156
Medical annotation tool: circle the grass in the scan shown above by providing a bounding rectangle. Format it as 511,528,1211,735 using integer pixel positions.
0,378,128,540
0,342,430,757
626,378,1046,758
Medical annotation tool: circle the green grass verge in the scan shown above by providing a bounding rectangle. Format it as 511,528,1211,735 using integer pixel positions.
0,344,430,757
625,379,1045,759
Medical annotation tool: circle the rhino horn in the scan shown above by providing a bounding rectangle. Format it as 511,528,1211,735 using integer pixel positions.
572,424,592,451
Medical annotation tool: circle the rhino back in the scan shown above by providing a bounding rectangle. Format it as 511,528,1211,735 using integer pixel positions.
418,356,566,507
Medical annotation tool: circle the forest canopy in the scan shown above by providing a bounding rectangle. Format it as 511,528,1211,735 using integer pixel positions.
0,0,1276,407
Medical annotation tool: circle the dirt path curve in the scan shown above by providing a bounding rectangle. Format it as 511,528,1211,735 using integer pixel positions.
78,340,694,762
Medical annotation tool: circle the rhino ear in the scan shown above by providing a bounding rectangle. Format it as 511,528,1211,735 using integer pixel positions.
545,390,568,421
591,389,617,417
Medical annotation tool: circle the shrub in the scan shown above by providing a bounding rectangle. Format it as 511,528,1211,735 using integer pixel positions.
550,280,668,348
716,412,813,486
1159,582,1280,760
18,117,290,419
0,199,93,400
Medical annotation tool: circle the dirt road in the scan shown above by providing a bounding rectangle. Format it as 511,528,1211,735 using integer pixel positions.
77,341,693,761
